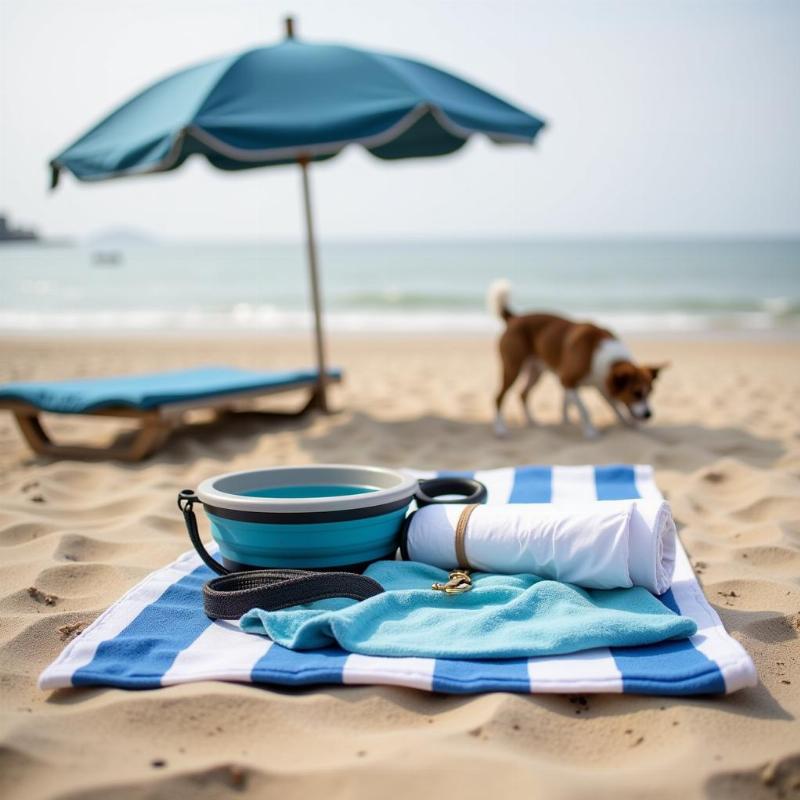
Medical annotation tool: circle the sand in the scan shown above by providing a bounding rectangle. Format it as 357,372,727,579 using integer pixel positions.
1,333,799,800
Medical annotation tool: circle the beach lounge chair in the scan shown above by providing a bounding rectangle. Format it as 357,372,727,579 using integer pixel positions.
0,365,341,461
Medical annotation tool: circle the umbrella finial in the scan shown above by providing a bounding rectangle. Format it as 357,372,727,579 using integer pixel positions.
284,16,296,39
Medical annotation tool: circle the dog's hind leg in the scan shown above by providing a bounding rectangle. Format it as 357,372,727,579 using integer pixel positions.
494,339,525,437
494,368,516,437
519,359,544,426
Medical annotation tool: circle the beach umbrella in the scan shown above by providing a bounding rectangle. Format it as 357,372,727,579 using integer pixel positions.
50,17,546,410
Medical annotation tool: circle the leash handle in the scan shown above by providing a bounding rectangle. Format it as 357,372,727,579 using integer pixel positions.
203,569,384,620
177,489,384,619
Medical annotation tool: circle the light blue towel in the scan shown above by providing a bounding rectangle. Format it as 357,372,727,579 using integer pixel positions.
240,561,698,659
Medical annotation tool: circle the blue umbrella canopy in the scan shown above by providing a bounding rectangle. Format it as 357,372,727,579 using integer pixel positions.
51,27,544,183
50,20,546,411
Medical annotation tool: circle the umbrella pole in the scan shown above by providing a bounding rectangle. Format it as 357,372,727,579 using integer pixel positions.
298,157,329,412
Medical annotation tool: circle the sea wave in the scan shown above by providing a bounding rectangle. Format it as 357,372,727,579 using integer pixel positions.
336,291,800,316
1,306,798,335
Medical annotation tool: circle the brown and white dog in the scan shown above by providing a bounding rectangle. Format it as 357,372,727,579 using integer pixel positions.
489,280,666,439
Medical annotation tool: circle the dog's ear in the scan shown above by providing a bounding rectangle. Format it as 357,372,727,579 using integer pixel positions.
609,362,635,392
645,362,670,381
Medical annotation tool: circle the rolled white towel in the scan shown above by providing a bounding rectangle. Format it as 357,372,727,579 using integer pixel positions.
404,500,677,594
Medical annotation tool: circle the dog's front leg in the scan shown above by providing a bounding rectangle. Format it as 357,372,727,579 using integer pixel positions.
601,389,637,428
564,389,599,439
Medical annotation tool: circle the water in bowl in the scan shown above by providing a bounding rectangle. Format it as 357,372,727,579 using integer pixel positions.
242,484,379,499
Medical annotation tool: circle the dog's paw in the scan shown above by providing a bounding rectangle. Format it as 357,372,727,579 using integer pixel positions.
493,413,510,438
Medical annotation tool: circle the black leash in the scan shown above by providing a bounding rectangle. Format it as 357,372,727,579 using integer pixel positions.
178,491,384,620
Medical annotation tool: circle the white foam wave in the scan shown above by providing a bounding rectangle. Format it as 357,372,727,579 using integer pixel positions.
0,306,796,335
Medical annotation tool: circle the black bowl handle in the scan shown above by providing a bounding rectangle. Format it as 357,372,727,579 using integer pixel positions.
414,477,487,508
177,489,230,576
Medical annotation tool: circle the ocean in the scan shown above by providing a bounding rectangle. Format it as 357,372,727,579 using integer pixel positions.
1,239,798,337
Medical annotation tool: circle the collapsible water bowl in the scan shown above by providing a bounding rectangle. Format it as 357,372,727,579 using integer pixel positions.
177,465,487,575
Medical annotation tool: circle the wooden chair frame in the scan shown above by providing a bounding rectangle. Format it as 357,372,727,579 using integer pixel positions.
1,375,337,462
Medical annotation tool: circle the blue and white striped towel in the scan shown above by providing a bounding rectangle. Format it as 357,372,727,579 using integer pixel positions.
39,465,757,695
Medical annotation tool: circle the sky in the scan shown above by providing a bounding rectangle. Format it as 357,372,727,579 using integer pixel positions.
1,0,799,242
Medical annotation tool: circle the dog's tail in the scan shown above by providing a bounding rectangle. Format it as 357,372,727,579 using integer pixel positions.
487,279,514,322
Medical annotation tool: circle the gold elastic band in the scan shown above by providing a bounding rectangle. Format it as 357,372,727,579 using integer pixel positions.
454,504,478,570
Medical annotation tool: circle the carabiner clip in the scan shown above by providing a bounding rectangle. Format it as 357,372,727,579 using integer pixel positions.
432,569,472,594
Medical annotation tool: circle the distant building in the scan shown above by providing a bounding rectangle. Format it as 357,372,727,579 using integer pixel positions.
0,214,39,242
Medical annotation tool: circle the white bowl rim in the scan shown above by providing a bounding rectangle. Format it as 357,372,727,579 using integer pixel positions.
196,464,418,514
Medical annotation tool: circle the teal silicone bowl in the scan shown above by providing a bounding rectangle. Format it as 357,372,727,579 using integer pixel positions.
195,465,418,571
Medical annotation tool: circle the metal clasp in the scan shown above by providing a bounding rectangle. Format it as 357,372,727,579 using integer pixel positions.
432,570,472,594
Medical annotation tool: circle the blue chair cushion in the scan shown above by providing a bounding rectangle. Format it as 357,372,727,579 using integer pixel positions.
0,366,341,414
